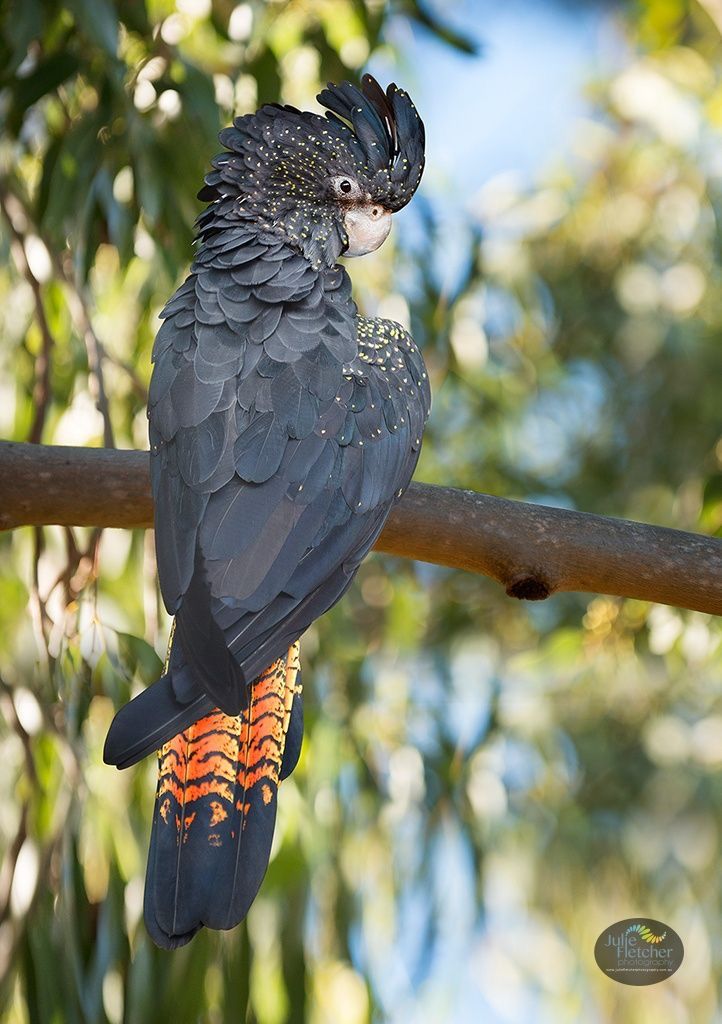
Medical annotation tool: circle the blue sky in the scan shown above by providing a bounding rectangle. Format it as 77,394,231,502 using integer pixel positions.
373,0,621,199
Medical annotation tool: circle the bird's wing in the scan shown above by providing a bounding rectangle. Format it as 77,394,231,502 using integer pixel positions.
105,234,429,765
210,315,432,682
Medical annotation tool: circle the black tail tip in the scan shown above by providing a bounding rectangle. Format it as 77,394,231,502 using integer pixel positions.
103,672,216,770
103,672,175,770
103,697,144,769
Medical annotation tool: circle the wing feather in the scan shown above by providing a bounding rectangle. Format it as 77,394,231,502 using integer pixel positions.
108,241,430,762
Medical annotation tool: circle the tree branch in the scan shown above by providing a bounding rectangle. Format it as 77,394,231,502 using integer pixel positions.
0,441,720,615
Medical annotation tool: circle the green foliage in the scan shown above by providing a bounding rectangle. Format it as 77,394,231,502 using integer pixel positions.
0,1,721,1022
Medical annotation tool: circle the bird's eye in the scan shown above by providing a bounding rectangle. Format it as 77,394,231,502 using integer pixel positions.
339,180,352,194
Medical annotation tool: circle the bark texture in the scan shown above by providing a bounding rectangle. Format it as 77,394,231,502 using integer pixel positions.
1,441,720,615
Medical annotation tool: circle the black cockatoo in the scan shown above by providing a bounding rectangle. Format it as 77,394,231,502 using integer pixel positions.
104,74,429,949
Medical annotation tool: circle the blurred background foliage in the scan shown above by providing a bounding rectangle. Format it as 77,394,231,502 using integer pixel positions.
1,0,722,1021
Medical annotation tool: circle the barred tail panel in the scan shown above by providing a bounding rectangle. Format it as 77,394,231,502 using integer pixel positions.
144,641,303,949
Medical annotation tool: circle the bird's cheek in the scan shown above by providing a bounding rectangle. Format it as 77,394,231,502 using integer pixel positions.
343,207,392,257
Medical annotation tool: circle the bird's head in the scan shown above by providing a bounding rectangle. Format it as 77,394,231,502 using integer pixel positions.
198,74,425,268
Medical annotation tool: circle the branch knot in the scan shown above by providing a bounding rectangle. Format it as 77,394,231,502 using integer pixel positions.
505,573,552,602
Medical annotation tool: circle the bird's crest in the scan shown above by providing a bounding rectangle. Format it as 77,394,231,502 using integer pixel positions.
317,74,425,211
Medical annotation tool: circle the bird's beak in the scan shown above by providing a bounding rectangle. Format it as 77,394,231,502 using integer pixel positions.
343,204,392,257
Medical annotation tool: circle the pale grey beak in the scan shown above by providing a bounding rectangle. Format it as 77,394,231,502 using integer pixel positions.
343,204,392,257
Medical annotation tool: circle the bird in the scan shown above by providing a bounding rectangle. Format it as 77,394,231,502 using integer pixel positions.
103,73,430,949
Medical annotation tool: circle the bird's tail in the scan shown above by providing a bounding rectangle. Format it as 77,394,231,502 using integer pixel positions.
143,641,303,949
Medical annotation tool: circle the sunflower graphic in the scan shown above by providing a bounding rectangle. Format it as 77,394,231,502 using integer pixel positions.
626,923,667,944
